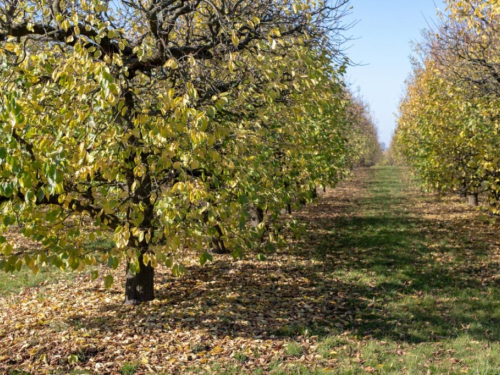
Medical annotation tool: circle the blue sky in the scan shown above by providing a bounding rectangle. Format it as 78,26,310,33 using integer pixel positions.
344,0,446,146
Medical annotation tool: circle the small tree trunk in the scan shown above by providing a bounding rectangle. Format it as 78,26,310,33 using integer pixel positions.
311,186,318,199
125,253,154,305
211,225,230,254
249,205,264,228
467,193,479,207
280,203,292,215
316,186,327,197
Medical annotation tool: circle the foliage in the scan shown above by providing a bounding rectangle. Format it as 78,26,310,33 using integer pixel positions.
395,0,500,209
3,167,500,373
0,0,379,302
343,92,382,168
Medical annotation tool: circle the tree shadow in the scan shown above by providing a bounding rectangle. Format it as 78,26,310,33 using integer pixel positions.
65,170,500,349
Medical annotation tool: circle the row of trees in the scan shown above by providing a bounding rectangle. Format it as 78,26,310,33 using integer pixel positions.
0,0,380,304
345,92,382,168
395,0,500,208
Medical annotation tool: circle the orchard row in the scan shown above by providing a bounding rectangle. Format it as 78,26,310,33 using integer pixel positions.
0,0,380,303
395,0,500,209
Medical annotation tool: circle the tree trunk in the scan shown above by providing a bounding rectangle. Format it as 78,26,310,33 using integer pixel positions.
458,182,467,198
249,205,264,228
316,186,327,197
125,253,155,305
280,203,292,215
467,193,479,207
211,225,230,254
311,186,318,199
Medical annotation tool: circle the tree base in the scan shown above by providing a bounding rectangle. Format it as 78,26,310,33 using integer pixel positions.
211,236,230,254
467,194,479,207
125,254,155,305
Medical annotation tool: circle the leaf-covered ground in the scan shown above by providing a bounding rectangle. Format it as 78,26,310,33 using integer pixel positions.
2,166,500,374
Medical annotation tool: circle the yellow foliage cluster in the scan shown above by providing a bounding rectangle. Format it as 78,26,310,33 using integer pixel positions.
0,0,375,301
395,0,500,210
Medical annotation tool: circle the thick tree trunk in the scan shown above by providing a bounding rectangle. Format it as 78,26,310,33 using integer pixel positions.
467,193,479,207
125,253,155,305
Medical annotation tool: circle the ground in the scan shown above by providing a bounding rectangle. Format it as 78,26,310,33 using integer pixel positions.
2,167,500,374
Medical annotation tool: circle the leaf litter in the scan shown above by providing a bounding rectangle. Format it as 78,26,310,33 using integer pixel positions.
2,167,500,374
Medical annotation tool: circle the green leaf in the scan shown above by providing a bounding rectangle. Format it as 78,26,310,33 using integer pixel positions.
107,255,119,270
3,243,13,256
25,190,36,204
172,263,180,277
199,251,213,266
128,261,139,274
55,170,64,184
1,183,14,198
69,257,80,270
37,188,45,203
256,253,266,261
265,241,276,253
46,208,61,222
104,275,114,289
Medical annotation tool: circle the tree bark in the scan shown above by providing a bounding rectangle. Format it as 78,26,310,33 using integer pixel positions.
280,203,292,215
125,253,155,305
249,205,264,228
211,225,230,254
467,193,479,207
311,186,318,199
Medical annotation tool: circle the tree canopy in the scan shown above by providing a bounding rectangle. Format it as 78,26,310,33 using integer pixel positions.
0,0,379,304
395,0,500,209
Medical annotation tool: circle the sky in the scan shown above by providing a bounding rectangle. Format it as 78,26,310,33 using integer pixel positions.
344,0,447,147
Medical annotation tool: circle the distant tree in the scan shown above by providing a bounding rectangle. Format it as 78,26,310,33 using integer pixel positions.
344,91,382,168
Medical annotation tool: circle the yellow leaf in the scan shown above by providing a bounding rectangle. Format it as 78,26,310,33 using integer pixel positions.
232,33,239,47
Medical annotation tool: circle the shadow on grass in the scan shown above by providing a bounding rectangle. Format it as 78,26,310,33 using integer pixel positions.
66,168,500,352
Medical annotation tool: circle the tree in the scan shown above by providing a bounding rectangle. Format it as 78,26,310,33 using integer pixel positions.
343,90,382,168
0,0,360,304
395,0,500,209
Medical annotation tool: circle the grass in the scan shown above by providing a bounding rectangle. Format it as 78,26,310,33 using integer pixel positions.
0,266,72,296
285,342,303,357
120,362,139,375
195,166,500,373
3,166,500,373
0,237,113,296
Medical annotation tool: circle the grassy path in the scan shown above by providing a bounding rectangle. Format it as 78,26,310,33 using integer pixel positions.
2,166,500,374
294,166,500,373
